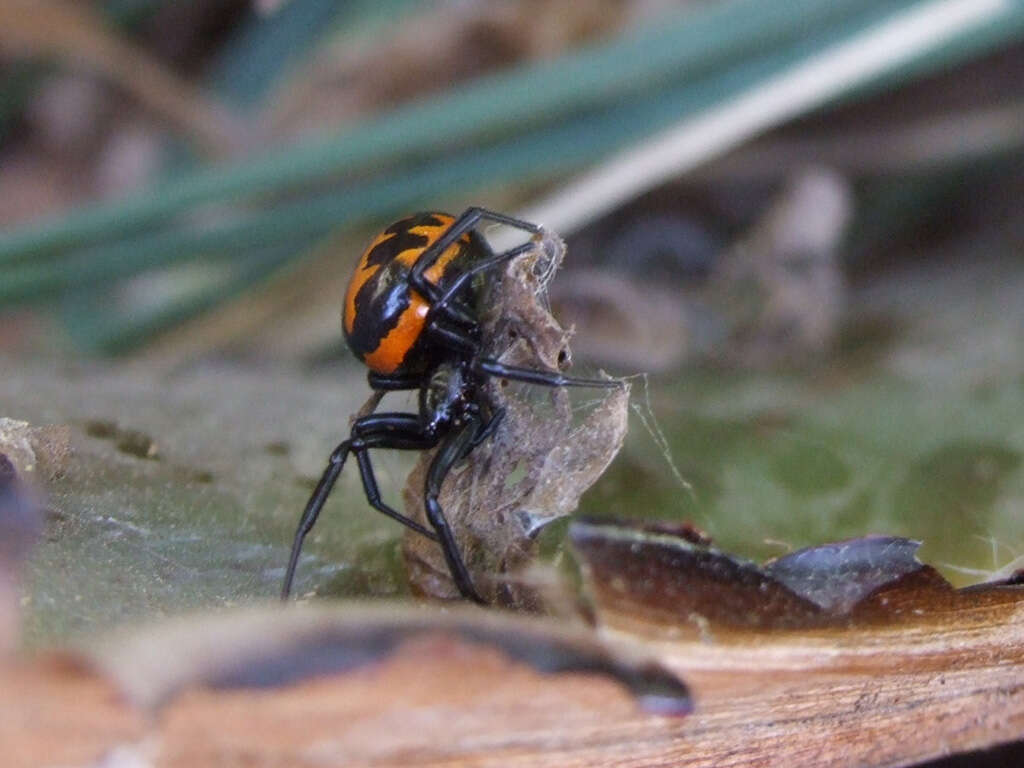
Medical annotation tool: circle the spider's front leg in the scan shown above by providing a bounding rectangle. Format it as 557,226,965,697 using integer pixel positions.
411,208,543,329
409,207,541,300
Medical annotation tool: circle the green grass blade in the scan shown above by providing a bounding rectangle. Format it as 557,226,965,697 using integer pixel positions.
0,0,895,261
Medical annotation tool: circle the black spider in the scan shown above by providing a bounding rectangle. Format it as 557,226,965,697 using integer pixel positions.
281,208,621,604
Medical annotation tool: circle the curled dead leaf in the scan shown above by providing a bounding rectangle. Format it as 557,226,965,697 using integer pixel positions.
87,605,689,716
403,231,629,607
571,519,1024,636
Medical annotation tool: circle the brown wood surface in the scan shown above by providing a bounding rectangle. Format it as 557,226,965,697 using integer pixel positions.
2,595,1021,767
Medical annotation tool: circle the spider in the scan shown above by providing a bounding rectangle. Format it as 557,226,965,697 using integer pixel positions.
281,207,622,604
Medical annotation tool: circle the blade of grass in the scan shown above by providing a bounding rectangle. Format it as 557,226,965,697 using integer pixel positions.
0,0,897,261
61,240,317,352
514,0,1018,238
4,0,1023,305
207,0,420,107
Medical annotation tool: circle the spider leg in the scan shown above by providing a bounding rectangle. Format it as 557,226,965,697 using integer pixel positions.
347,416,439,542
426,322,479,355
354,445,438,539
468,406,505,452
367,371,426,391
473,358,623,389
281,413,439,599
282,441,350,599
428,240,535,320
426,298,624,393
435,299,478,329
425,415,487,604
409,207,541,306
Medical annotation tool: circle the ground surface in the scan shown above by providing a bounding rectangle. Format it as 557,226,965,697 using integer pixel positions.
3,245,1022,647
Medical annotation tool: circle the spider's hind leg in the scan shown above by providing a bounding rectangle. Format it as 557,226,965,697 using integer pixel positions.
281,412,440,599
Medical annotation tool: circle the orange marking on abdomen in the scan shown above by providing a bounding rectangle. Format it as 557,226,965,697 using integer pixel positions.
346,213,472,372
363,294,430,373
425,240,462,283
360,239,465,374
343,231,394,334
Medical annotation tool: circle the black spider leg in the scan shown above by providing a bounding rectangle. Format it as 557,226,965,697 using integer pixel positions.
417,240,538,358
424,413,487,604
467,407,505,452
367,371,426,391
422,317,626,389
416,233,537,348
408,207,542,306
474,358,623,389
281,413,439,599
429,240,535,319
406,215,624,391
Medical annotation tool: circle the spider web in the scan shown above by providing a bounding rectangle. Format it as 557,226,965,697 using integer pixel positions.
401,229,630,608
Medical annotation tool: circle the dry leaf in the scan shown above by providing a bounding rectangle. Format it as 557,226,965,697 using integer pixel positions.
3,548,1020,768
402,231,629,606
0,654,144,768
571,518,1024,766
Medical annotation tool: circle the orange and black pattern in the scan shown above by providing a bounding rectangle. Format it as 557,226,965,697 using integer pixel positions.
343,212,473,374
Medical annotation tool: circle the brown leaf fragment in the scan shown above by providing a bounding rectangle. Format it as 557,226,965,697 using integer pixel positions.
148,613,685,768
403,231,629,607
569,518,1024,767
2,605,692,768
764,535,926,614
0,654,145,768
572,518,827,635
572,518,1024,634
86,605,690,717
4,594,1022,766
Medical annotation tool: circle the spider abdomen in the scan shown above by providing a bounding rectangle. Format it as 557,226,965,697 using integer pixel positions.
343,211,474,375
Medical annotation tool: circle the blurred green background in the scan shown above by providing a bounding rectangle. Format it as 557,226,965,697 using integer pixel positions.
1,0,1022,645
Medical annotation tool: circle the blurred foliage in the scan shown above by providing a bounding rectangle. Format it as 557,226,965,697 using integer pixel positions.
0,0,1022,350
